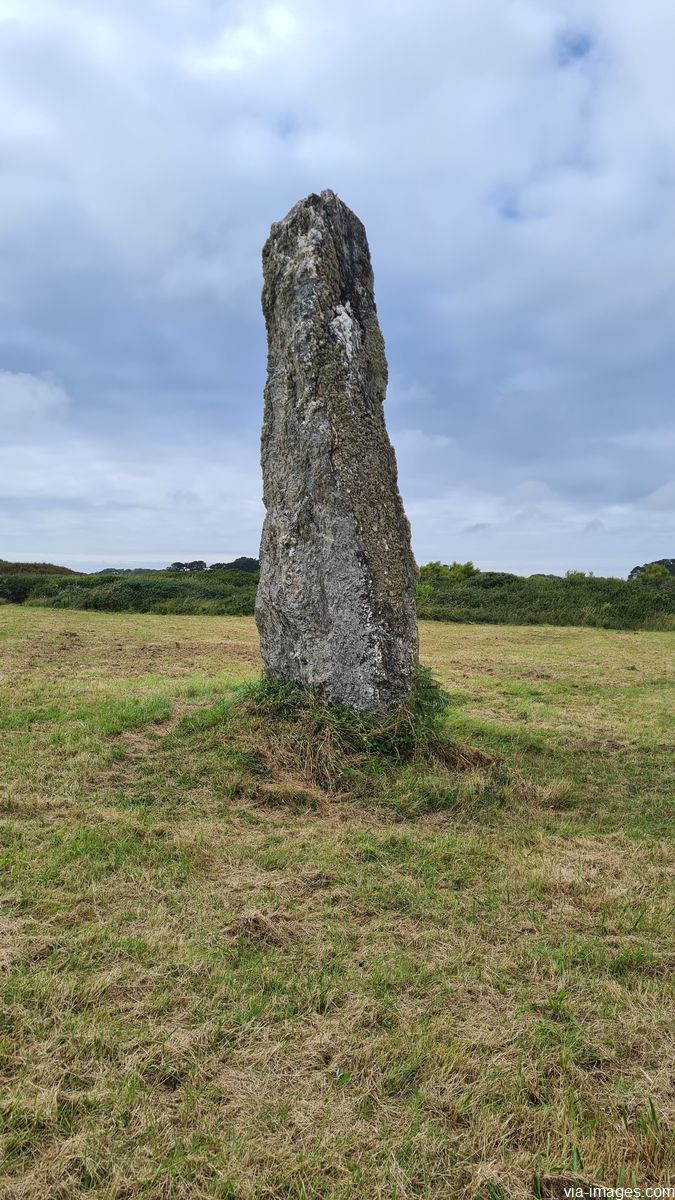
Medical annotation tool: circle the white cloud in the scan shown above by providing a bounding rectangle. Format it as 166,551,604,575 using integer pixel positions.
0,370,69,418
0,422,264,564
185,4,298,75
0,0,673,573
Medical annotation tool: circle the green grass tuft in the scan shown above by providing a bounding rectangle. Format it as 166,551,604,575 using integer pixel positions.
237,666,476,794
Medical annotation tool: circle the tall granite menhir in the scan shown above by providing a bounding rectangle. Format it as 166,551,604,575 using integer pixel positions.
255,189,418,711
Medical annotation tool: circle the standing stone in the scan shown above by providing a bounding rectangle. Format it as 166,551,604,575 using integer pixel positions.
255,189,418,711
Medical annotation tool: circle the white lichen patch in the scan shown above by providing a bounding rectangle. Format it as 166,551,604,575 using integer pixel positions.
330,302,359,362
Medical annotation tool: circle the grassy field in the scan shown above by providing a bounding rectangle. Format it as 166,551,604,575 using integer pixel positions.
0,607,673,1199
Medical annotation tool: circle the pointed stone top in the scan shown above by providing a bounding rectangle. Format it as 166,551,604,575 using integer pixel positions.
268,189,361,237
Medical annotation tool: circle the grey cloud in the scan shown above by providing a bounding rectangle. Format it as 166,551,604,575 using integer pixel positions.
639,481,675,511
0,0,674,574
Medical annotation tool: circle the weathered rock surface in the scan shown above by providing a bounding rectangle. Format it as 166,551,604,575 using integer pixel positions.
255,189,418,711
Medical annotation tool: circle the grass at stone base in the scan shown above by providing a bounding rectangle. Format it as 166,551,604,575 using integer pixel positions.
0,607,673,1200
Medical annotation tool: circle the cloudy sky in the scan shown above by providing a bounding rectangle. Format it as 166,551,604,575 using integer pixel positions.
1,0,673,576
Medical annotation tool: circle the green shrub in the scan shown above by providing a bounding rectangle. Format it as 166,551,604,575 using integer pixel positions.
415,568,675,630
8,569,258,616
0,560,77,575
2,561,674,631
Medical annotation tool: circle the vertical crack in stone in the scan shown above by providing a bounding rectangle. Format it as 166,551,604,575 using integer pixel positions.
255,189,419,711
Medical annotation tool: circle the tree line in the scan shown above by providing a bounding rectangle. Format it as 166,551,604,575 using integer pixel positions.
1,558,673,630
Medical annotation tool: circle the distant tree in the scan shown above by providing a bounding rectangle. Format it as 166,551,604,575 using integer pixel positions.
419,560,479,583
447,560,479,580
629,558,675,581
169,562,188,572
565,570,592,580
230,557,259,573
418,561,446,583
639,562,669,586
209,557,260,573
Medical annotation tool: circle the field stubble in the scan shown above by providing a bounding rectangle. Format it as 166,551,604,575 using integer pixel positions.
0,607,673,1199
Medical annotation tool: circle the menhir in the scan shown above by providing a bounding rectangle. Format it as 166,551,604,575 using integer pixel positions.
255,189,418,711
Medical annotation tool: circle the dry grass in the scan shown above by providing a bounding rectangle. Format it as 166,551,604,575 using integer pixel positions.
0,607,673,1199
